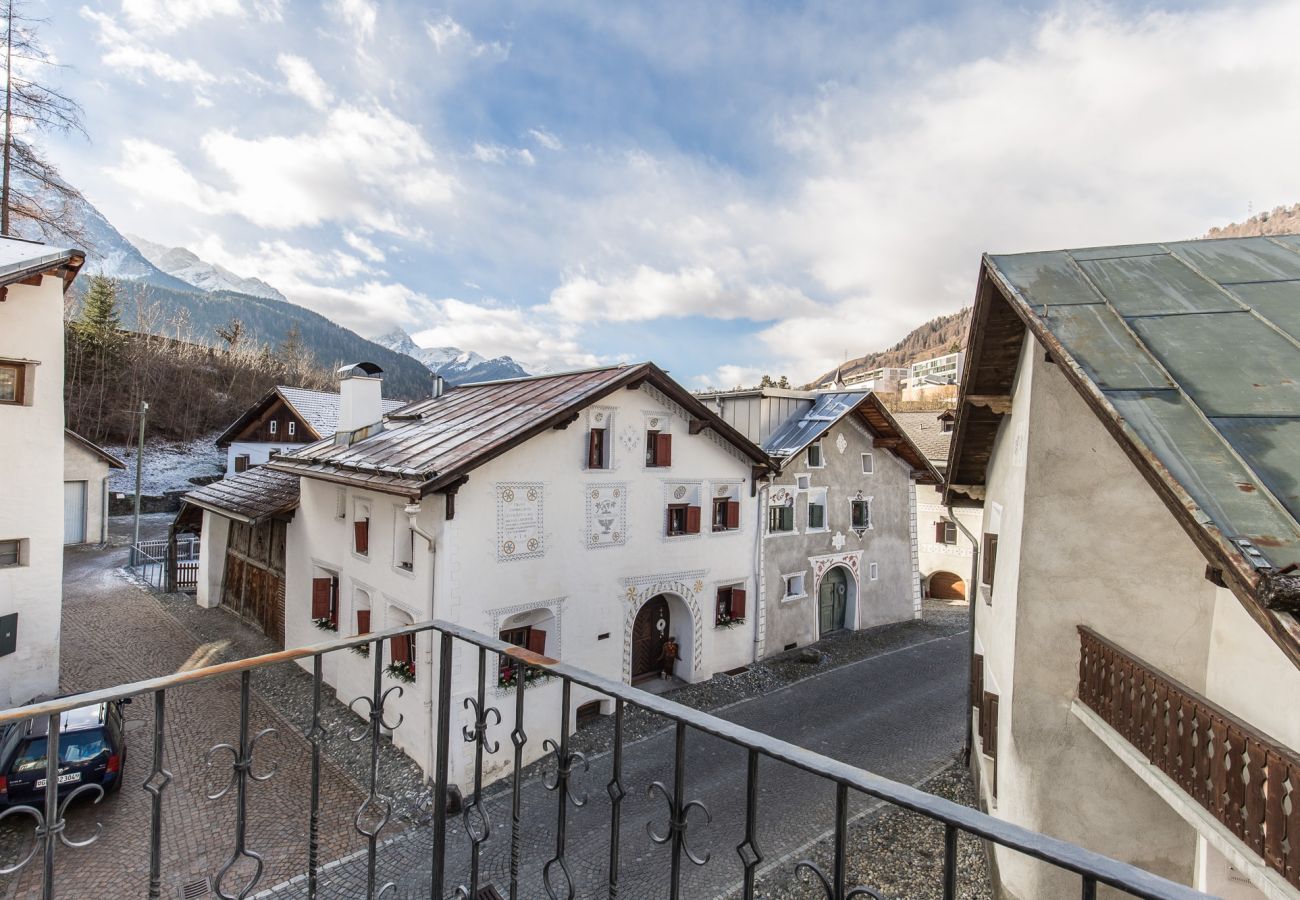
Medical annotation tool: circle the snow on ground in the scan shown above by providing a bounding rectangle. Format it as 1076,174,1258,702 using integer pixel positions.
105,431,225,497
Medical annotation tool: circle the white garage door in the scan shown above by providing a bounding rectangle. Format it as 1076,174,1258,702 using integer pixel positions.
64,481,87,545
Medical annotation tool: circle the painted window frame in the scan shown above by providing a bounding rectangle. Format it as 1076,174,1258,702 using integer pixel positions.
782,572,808,600
861,452,874,475
806,487,829,532
806,441,824,469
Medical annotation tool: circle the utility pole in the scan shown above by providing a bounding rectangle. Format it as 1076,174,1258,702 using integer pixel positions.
132,400,148,552
2,0,13,236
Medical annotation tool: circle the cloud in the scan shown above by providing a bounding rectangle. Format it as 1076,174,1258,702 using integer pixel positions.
329,0,377,41
107,104,456,234
426,15,509,60
277,54,332,110
120,0,243,34
81,8,217,86
548,265,816,323
343,231,385,263
693,364,767,391
471,142,536,166
527,128,563,151
412,300,600,372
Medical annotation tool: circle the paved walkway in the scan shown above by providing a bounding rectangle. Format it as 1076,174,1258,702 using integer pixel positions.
273,627,968,898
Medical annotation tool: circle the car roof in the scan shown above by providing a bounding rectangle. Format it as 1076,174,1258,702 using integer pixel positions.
15,704,109,739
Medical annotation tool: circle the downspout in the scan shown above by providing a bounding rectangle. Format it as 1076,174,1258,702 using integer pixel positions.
99,477,109,548
752,475,769,664
948,501,981,767
406,501,439,783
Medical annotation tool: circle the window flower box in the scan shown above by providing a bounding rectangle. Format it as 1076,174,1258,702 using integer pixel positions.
314,617,338,633
386,659,415,683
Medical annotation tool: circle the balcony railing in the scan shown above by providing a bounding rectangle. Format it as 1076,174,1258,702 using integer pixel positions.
127,536,199,593
0,620,1210,900
1078,626,1300,891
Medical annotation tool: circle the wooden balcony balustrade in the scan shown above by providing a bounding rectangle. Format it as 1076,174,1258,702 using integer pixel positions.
1077,626,1300,890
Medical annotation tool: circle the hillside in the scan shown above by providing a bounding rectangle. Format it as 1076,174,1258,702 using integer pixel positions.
1206,204,1300,239
809,307,971,388
129,234,288,301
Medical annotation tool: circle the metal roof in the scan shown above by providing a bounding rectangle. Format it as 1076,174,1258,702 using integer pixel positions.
952,234,1300,667
0,237,83,290
182,466,300,524
891,411,955,465
269,363,771,496
762,392,869,457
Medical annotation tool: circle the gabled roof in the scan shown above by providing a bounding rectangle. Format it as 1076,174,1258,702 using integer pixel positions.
0,237,84,291
268,363,772,496
215,385,406,445
891,411,955,466
64,429,126,469
947,235,1300,667
182,466,300,524
762,391,942,484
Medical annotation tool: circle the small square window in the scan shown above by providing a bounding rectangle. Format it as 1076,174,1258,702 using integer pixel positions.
783,573,806,598
806,489,827,531
807,441,823,468
861,453,873,475
767,505,794,534
0,539,24,567
712,495,740,532
646,430,672,467
234,454,250,473
795,474,811,490
851,499,871,533
288,421,296,437
269,419,278,435
869,562,879,581
667,504,689,536
0,363,23,405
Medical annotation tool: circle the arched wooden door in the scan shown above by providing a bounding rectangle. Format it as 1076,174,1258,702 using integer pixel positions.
930,571,966,601
818,568,848,636
631,595,671,683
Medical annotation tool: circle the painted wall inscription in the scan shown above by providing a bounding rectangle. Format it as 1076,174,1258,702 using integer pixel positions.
497,482,545,562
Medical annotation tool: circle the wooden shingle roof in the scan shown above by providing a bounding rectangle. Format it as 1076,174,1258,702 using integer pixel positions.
182,466,300,524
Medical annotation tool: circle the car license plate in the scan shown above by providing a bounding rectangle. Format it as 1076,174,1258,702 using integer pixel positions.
35,772,81,788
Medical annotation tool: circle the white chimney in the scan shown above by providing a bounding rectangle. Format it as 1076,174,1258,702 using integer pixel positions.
336,362,385,444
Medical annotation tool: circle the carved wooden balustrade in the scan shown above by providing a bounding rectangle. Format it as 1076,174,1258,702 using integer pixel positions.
1077,626,1300,890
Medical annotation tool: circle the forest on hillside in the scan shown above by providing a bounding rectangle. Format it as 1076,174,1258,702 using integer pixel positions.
808,307,971,388
65,277,336,444
1206,203,1300,239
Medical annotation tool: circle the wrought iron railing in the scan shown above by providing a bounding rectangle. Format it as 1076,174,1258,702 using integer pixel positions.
1078,626,1300,891
0,620,1210,899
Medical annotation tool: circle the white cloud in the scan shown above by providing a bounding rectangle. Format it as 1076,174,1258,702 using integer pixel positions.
426,15,509,60
548,265,816,323
527,128,563,151
277,54,332,110
107,104,456,235
343,231,385,263
81,8,217,86
693,364,767,391
471,142,536,166
329,0,377,41
120,0,243,34
412,299,600,372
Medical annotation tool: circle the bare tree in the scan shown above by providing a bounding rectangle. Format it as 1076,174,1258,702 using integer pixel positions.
1,0,86,241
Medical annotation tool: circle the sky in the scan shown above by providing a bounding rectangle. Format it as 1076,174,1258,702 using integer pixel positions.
32,0,1300,386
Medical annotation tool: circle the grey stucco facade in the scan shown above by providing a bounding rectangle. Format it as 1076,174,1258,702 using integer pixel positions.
760,418,921,656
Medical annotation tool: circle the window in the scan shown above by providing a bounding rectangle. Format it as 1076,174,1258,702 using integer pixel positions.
354,501,371,556
869,562,879,581
767,504,794,534
499,626,547,685
667,503,700,536
356,607,371,636
646,430,672,467
0,362,25,405
311,575,340,628
234,454,250,473
390,633,415,682
335,489,347,519
269,419,278,435
982,534,998,589
0,539,24,568
783,573,806,598
288,421,296,438
941,415,955,434
394,508,414,570
715,585,747,625
851,499,871,533
936,520,958,545
712,496,740,532
806,490,827,531
861,453,873,475
587,428,608,469
795,474,811,491
807,441,823,468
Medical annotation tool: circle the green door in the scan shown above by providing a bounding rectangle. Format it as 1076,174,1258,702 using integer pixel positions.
818,568,848,635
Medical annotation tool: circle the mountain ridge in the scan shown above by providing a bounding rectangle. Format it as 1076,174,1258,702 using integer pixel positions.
372,327,529,385
128,234,288,302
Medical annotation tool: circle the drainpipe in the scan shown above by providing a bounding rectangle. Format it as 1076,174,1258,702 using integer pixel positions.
752,476,769,664
405,501,439,784
947,501,981,767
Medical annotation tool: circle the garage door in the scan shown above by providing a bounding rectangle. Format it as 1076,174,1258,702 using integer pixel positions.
64,481,87,545
929,571,966,600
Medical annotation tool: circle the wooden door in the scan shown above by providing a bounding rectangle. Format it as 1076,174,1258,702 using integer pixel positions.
818,568,847,636
631,595,670,683
929,571,966,601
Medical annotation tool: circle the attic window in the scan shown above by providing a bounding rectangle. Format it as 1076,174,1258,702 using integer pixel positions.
269,419,278,435
941,419,954,434
807,441,824,468
288,421,296,438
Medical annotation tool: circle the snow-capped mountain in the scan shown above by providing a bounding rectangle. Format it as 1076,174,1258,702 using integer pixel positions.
128,235,287,302
373,327,529,385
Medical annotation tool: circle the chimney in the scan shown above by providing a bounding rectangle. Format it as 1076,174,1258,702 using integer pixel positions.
336,362,385,445
431,373,446,399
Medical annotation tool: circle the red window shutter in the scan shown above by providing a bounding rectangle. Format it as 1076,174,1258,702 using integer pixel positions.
588,429,604,468
726,500,740,529
526,628,547,656
685,505,701,534
665,507,674,535
357,609,370,635
354,520,369,554
311,578,331,619
936,521,947,543
391,633,412,665
730,588,746,619
656,432,672,466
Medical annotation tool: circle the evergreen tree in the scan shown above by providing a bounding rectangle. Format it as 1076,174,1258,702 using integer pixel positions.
79,274,120,333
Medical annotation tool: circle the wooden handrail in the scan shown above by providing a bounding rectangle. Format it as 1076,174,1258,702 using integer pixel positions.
1077,626,1300,890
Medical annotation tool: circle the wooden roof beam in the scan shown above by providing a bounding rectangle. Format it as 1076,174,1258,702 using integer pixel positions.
964,394,1012,415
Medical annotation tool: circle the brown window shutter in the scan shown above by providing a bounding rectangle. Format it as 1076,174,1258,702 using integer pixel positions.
355,519,369,554
731,588,746,619
588,428,604,468
936,521,947,543
357,609,370,635
526,628,547,656
392,633,413,665
656,432,672,466
988,695,999,760
971,652,984,710
685,505,701,534
311,578,331,619
665,507,673,535
726,500,740,529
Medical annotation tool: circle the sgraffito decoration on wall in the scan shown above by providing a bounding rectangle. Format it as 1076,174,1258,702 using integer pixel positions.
810,551,863,594
836,432,848,455
585,482,628,549
619,570,707,684
497,482,545,562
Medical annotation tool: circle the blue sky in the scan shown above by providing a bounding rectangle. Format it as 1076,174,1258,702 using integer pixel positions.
36,0,1300,385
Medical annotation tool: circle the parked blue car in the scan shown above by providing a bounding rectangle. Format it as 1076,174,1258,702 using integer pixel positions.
0,701,128,809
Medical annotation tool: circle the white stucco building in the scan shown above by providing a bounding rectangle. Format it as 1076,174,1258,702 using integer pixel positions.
947,237,1300,899
0,239,85,708
231,362,774,787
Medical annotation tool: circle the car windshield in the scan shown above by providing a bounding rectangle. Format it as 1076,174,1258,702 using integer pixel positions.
12,730,110,773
